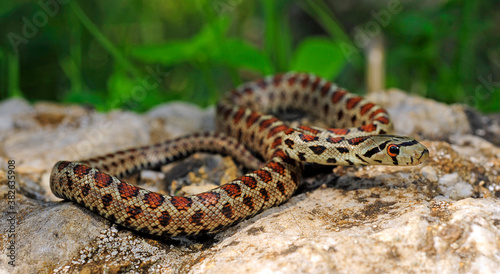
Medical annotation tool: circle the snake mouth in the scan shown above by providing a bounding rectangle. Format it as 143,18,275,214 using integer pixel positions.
417,148,429,162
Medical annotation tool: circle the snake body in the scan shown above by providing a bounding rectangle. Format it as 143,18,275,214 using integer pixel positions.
50,73,429,237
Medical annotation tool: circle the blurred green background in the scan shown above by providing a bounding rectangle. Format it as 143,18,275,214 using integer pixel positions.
1,0,499,113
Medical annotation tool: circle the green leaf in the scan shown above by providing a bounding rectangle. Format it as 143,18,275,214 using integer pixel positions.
130,18,231,66
130,17,272,74
290,37,345,79
63,91,106,110
106,68,141,110
217,39,273,74
129,41,198,65
0,2,22,18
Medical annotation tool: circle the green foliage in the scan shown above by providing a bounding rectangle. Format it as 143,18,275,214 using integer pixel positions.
0,0,498,112
291,37,346,79
130,19,273,74
384,1,499,112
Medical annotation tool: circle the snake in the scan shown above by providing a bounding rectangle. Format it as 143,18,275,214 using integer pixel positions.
50,72,429,237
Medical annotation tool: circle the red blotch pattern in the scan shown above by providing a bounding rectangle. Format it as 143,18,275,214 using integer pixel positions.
241,176,258,189
376,116,390,124
73,165,92,179
254,169,272,183
359,124,377,132
246,112,260,128
311,76,321,91
267,125,288,138
297,126,320,134
346,97,363,110
220,183,242,198
347,136,370,145
331,90,347,104
299,134,319,142
273,74,284,86
300,75,310,88
57,161,71,172
327,137,344,144
170,196,193,211
328,128,350,135
233,108,246,124
321,82,332,97
268,162,286,176
259,117,279,132
360,103,375,115
287,74,298,85
271,137,282,149
144,192,165,209
94,171,113,188
369,109,387,119
118,182,140,199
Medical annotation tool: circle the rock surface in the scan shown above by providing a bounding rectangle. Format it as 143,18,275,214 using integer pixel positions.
0,91,499,273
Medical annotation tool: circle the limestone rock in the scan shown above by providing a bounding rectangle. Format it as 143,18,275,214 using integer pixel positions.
368,89,472,139
0,93,499,273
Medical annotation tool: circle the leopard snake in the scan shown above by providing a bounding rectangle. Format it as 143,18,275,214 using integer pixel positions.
50,72,429,237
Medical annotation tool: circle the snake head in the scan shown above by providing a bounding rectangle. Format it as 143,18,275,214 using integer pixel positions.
362,135,429,166
283,128,429,166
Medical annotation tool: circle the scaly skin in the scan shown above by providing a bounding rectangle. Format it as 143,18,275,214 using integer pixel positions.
50,72,429,237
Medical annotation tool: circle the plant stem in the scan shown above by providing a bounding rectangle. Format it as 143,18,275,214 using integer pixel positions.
69,1,142,80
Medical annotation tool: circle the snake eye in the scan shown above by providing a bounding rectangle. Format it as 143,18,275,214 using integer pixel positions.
387,144,400,157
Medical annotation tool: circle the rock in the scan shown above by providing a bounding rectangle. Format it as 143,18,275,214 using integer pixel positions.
420,166,438,183
438,173,474,200
368,89,471,139
0,98,33,132
146,102,216,138
0,91,499,273
465,107,500,146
